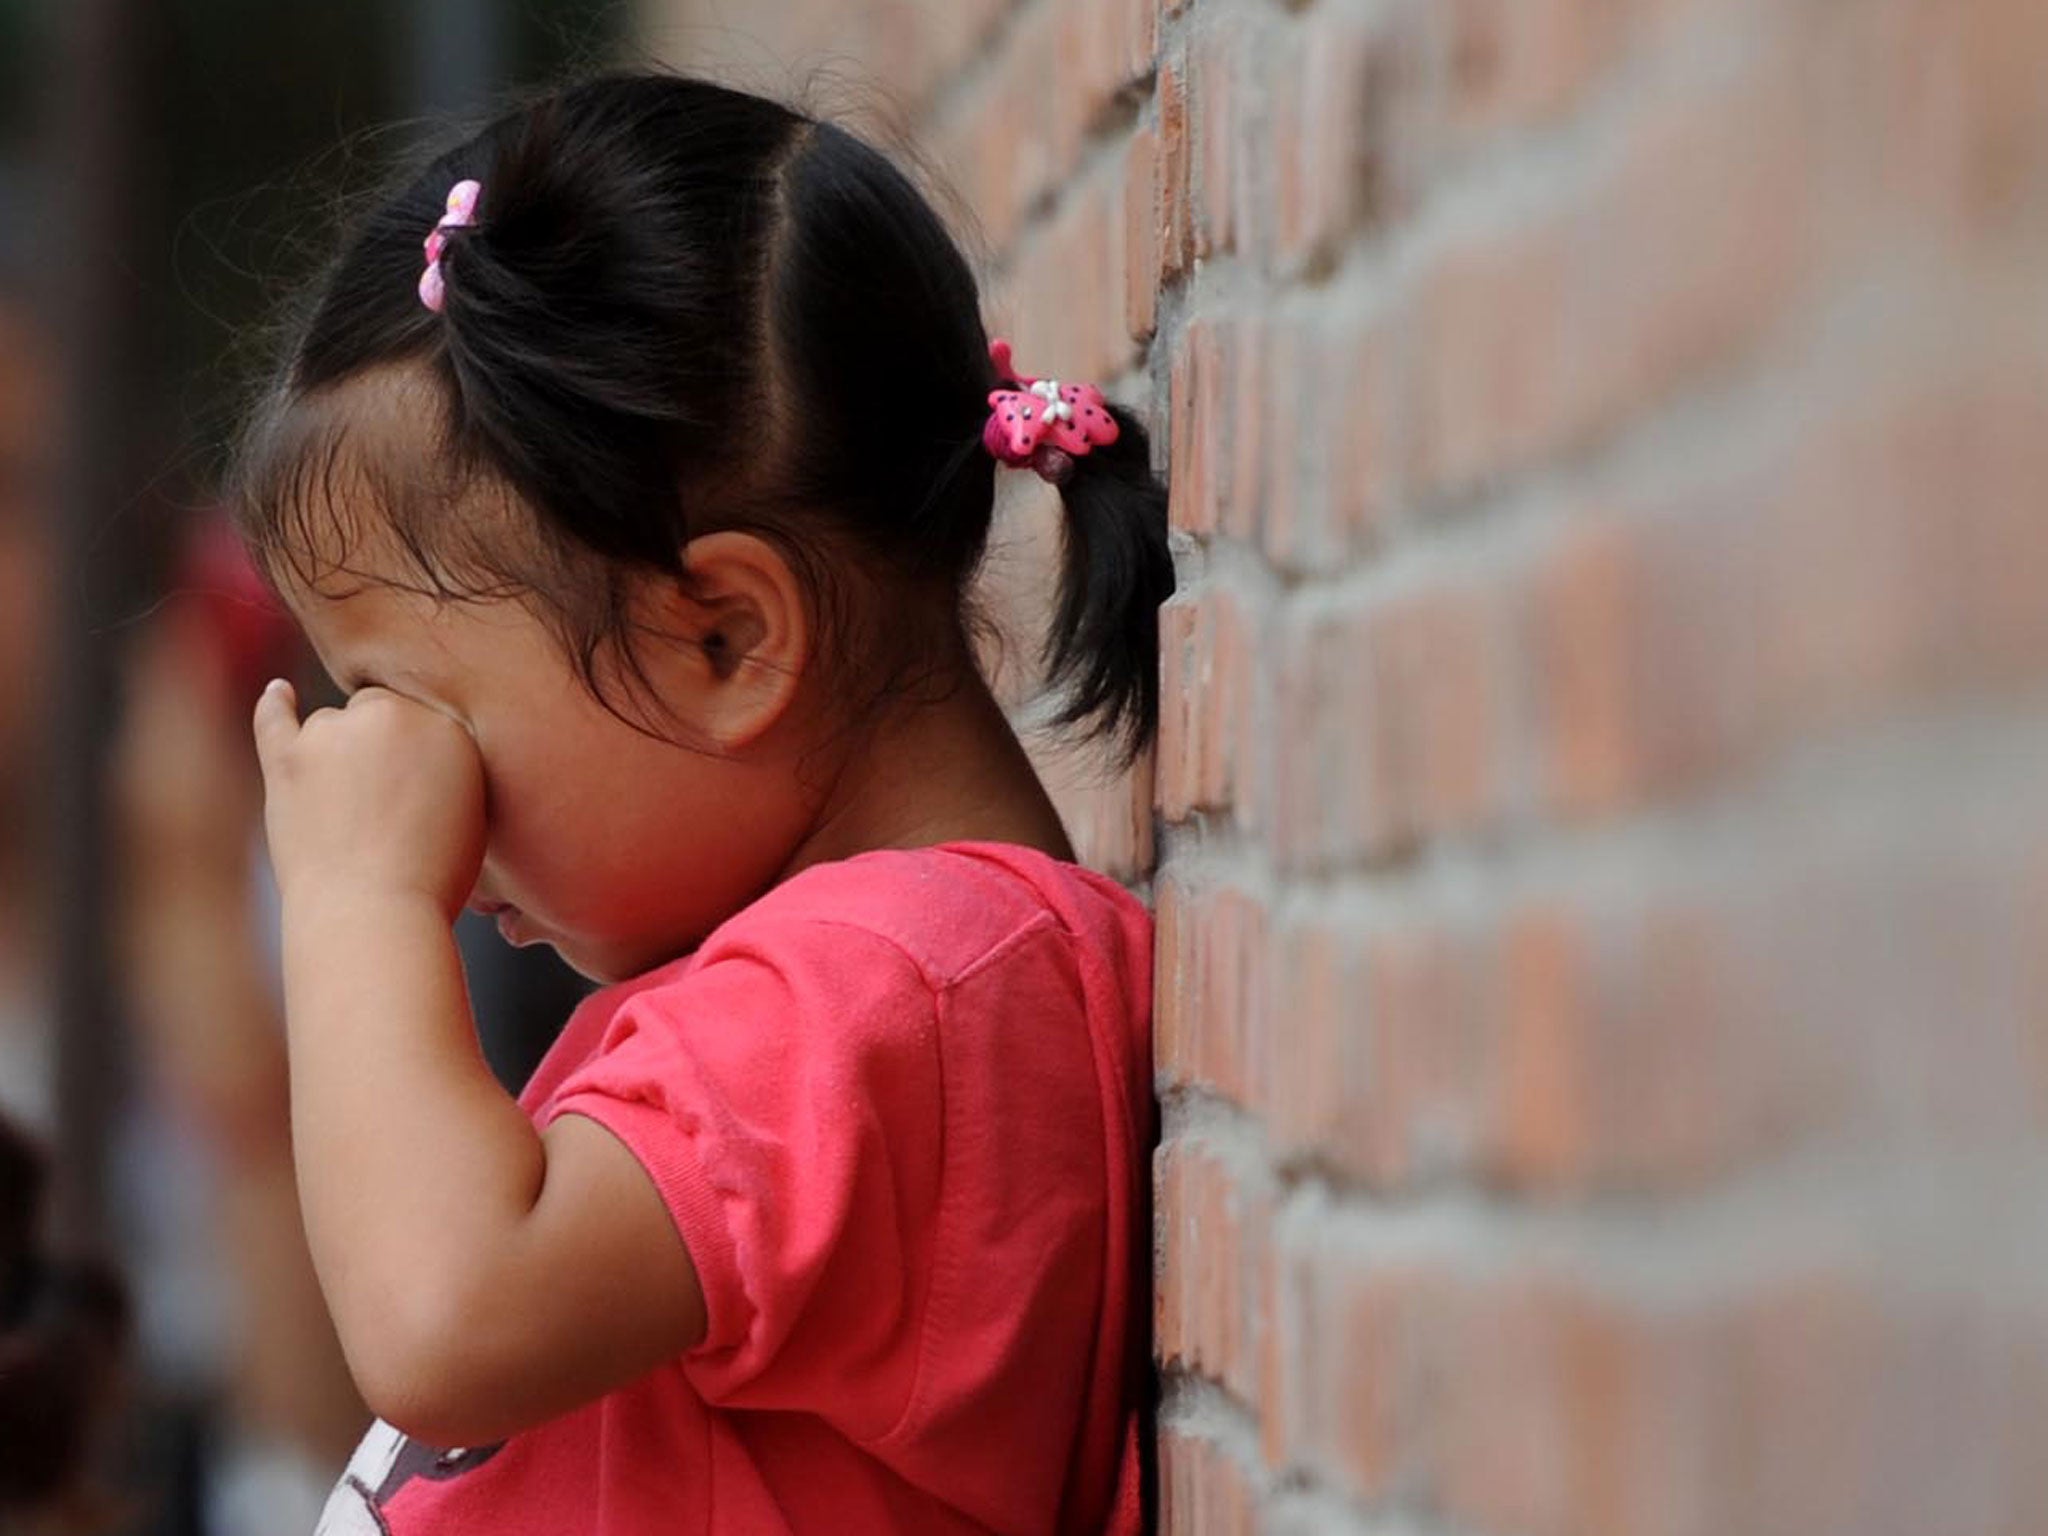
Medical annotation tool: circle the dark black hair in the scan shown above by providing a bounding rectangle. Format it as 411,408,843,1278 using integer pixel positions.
0,1115,129,1527
231,70,1173,758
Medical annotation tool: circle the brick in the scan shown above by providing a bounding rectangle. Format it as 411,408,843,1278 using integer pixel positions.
1158,312,1269,545
1007,173,1130,395
1073,179,1126,386
1441,0,1635,153
1377,1270,2048,1536
1366,923,1491,1184
1595,900,1757,1189
1501,350,2048,832
1720,1280,2048,1531
1589,905,1713,1171
1756,360,2048,742
1267,590,1492,872
1154,877,1269,1106
929,0,1014,88
1054,0,1118,154
1814,0,2048,237
832,0,1013,112
1123,127,1160,342
1155,596,1202,822
991,5,1063,250
1165,321,1206,535
1408,47,1813,501
1720,1277,1889,1534
1156,53,1195,284
929,13,1062,256
1052,0,1159,128
1266,886,1832,1201
1562,51,1812,456
1431,1275,1582,1536
1370,580,1507,841
1526,516,1646,819
1743,845,2047,1149
1121,0,1160,84
1159,1428,1259,1536
1458,889,1816,1195
1273,6,1411,272
1488,906,1595,1189
1627,497,1768,802
1557,1297,1719,1536
1190,14,1247,261
1262,916,1358,1173
1092,175,1136,383
1156,582,1254,822
1167,316,1226,537
1267,1234,1428,1502
1250,318,1313,572
1155,1139,1272,1405
1406,209,1575,502
1276,594,1410,867
1264,911,1491,1190
1427,1279,1734,1536
1999,1332,2048,1533
1219,317,1267,544
1269,604,1382,872
1262,310,1405,573
1947,0,2048,229
1153,871,1191,1083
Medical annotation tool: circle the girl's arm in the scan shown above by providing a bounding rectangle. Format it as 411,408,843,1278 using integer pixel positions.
256,683,705,1449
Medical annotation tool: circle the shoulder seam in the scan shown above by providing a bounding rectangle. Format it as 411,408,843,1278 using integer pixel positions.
946,909,1069,990
784,910,1068,995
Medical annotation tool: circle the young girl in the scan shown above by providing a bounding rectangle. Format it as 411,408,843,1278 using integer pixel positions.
231,71,1173,1535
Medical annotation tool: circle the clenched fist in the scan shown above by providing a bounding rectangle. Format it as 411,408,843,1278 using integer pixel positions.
253,679,487,920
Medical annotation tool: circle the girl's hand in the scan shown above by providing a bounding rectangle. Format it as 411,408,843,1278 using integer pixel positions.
252,679,487,919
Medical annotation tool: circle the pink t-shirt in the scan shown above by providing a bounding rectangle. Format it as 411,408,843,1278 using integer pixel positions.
313,841,1155,1536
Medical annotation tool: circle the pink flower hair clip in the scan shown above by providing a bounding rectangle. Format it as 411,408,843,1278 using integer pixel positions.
418,179,483,314
983,339,1120,486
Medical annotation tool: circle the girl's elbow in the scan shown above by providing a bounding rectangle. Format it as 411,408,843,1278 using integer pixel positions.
352,1341,518,1450
336,1280,512,1449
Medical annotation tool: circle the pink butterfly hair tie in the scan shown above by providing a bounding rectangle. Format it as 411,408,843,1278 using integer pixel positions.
983,338,1120,486
418,178,483,314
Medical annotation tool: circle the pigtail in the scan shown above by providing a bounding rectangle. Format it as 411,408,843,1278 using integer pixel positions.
1044,401,1175,763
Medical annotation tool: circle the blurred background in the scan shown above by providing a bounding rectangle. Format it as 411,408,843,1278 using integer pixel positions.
1,3,617,1531
9,0,2048,1534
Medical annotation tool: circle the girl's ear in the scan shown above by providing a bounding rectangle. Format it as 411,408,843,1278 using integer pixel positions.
655,530,810,751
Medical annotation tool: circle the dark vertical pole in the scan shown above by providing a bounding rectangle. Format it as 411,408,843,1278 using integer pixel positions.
45,0,145,1246
410,0,504,117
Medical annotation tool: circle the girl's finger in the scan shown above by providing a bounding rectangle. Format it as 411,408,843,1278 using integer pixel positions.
251,677,300,770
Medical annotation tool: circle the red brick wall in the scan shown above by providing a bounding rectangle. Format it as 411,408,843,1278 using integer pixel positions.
646,1,2048,1530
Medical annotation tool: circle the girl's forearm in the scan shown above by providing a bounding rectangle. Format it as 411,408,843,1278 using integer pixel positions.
280,888,544,1398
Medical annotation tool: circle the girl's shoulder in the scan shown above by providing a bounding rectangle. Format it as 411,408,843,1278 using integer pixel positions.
711,840,1153,994
529,840,1153,1112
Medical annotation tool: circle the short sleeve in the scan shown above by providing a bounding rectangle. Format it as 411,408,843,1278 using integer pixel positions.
534,918,947,1438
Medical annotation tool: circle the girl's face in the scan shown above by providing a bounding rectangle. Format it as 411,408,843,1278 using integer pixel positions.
279,535,819,984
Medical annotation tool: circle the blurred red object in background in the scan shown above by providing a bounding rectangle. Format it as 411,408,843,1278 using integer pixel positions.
174,516,300,709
